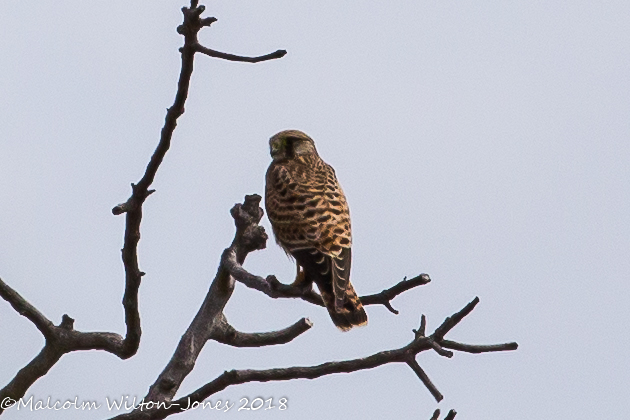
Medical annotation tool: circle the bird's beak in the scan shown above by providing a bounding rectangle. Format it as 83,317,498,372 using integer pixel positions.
270,144,280,158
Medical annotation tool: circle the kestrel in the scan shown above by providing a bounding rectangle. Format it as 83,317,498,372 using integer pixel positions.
265,130,367,331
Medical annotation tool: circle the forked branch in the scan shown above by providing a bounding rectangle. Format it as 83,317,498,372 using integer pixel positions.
223,251,431,311
0,279,128,409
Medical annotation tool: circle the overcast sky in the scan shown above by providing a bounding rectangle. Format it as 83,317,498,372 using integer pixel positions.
1,1,629,419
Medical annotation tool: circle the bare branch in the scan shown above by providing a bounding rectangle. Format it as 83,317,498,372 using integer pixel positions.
0,307,127,409
432,296,480,340
195,44,287,63
431,409,457,420
214,316,313,347
445,409,458,420
360,274,431,314
428,340,454,358
407,359,443,402
441,340,518,354
226,249,430,311
0,345,62,404
0,278,55,338
413,315,453,358
109,5,217,362
221,249,276,295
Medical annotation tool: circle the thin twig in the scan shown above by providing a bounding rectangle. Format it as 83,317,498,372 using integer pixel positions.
445,409,457,420
428,339,454,358
195,44,287,63
441,340,518,353
432,296,480,340
407,359,443,402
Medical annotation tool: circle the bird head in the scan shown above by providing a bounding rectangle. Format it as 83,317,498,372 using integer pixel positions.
269,130,317,161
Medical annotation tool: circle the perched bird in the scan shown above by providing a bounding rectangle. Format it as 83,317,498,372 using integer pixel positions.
265,129,367,331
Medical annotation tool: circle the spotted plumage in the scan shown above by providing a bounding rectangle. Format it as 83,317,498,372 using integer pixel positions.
265,130,367,331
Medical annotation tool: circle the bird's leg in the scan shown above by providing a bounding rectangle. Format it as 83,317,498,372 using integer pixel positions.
291,262,306,285
291,262,312,292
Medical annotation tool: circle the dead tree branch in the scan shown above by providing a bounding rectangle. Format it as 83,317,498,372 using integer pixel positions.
408,359,443,402
105,214,517,420
361,274,431,313
445,409,458,420
0,279,127,407
0,278,55,338
223,252,431,311
195,44,286,62
430,409,458,420
0,1,285,412
213,314,313,347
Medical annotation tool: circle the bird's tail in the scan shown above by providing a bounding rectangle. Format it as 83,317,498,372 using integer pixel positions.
319,282,368,332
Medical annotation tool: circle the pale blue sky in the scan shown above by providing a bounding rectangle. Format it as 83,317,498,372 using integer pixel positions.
1,1,629,419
